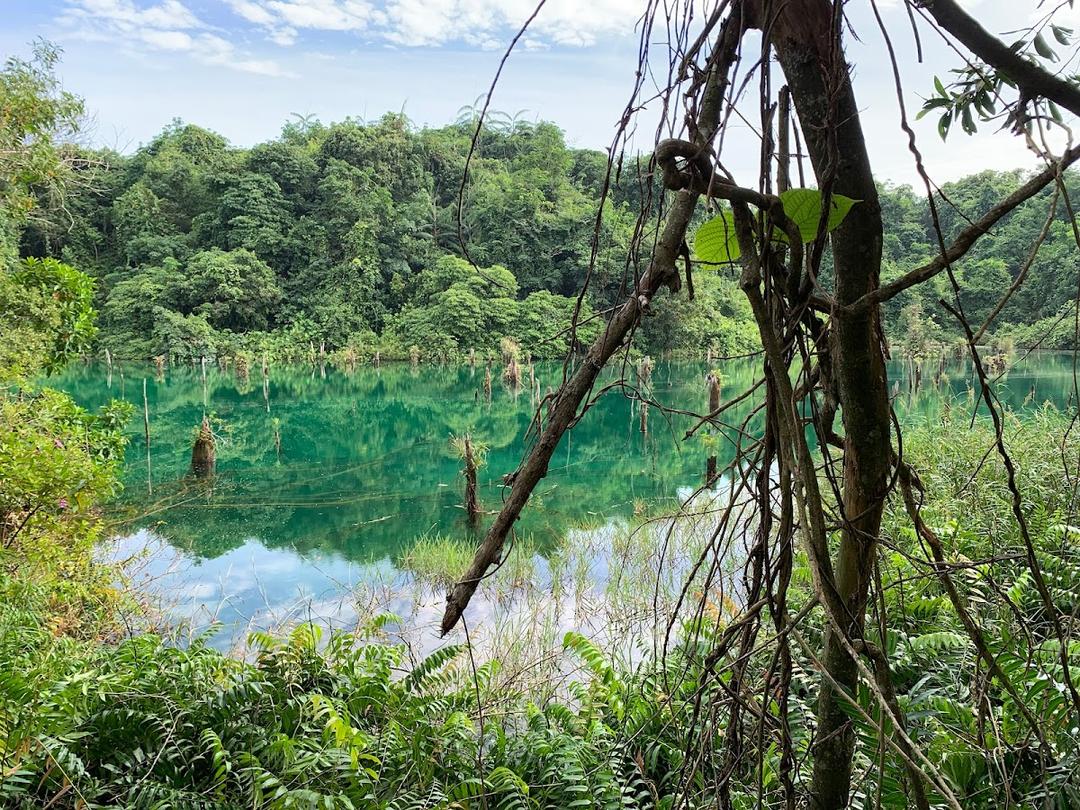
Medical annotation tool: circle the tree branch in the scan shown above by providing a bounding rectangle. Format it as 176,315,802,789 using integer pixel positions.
844,144,1080,315
916,0,1080,118
439,14,749,636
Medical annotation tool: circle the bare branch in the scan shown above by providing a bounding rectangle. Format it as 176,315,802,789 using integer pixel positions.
844,144,1080,314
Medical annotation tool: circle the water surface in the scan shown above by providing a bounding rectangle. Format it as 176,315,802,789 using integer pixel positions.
51,354,1078,645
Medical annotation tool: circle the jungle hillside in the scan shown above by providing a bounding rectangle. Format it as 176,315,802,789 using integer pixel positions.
4,2,1080,808
20,79,1080,362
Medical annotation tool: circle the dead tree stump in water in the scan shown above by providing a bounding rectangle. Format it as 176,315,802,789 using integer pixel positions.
235,354,250,386
501,339,521,392
705,372,721,485
461,434,481,526
638,356,654,435
504,355,521,391
190,417,216,479
484,365,493,402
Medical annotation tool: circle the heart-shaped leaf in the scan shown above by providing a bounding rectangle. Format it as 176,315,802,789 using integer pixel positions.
692,188,860,265
693,210,741,264
779,188,860,241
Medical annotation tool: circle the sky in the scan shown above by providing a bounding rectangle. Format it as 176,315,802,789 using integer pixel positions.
1,0,1074,186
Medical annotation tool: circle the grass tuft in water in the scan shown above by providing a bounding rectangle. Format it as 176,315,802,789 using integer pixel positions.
399,534,474,586
401,532,540,592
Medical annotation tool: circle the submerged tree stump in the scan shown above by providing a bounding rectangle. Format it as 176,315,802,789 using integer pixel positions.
501,338,522,391
638,356,653,435
462,434,481,526
705,372,721,485
190,417,216,478
504,355,521,390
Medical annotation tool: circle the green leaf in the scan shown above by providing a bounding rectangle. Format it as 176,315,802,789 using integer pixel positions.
961,105,976,135
1034,32,1057,61
778,188,860,241
917,97,951,120
933,75,947,97
693,209,741,264
938,110,952,141
693,188,860,264
1052,24,1072,46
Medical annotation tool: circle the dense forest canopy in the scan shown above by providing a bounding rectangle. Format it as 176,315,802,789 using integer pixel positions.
5,10,1080,807
19,96,1080,361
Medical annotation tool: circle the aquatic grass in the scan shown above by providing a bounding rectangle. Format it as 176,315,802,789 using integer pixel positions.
499,534,537,591
401,532,539,595
399,533,474,586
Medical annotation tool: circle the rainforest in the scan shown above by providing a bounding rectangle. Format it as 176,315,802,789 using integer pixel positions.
4,4,1080,808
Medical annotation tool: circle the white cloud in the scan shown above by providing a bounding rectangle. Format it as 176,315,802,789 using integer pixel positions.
196,33,292,76
61,0,290,76
227,0,279,26
225,0,642,49
140,28,194,50
63,0,201,32
266,0,379,30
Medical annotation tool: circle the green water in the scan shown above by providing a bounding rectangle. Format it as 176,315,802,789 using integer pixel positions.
49,353,1079,641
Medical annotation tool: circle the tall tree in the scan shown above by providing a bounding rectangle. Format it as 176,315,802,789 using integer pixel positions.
440,3,1080,808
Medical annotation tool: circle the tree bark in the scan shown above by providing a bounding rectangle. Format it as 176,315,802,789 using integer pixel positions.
750,1,890,806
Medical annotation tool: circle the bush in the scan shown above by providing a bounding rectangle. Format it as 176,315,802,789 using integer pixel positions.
0,386,131,632
1,258,96,376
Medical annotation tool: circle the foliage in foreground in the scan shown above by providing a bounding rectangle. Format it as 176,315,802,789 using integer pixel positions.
1,600,704,809
0,410,1078,808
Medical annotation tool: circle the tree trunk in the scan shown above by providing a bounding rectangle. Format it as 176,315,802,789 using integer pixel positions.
191,417,216,479
754,1,890,806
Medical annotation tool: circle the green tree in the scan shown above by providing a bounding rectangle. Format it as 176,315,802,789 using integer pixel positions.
168,248,282,332
0,40,84,264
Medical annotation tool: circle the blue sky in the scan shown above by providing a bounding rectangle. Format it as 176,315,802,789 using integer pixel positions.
1,0,1069,185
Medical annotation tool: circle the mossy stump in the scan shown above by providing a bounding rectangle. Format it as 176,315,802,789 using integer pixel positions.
190,417,216,479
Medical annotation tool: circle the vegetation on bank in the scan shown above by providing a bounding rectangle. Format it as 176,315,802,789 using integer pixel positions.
2,384,1078,808
9,46,1079,361
2,35,1080,810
